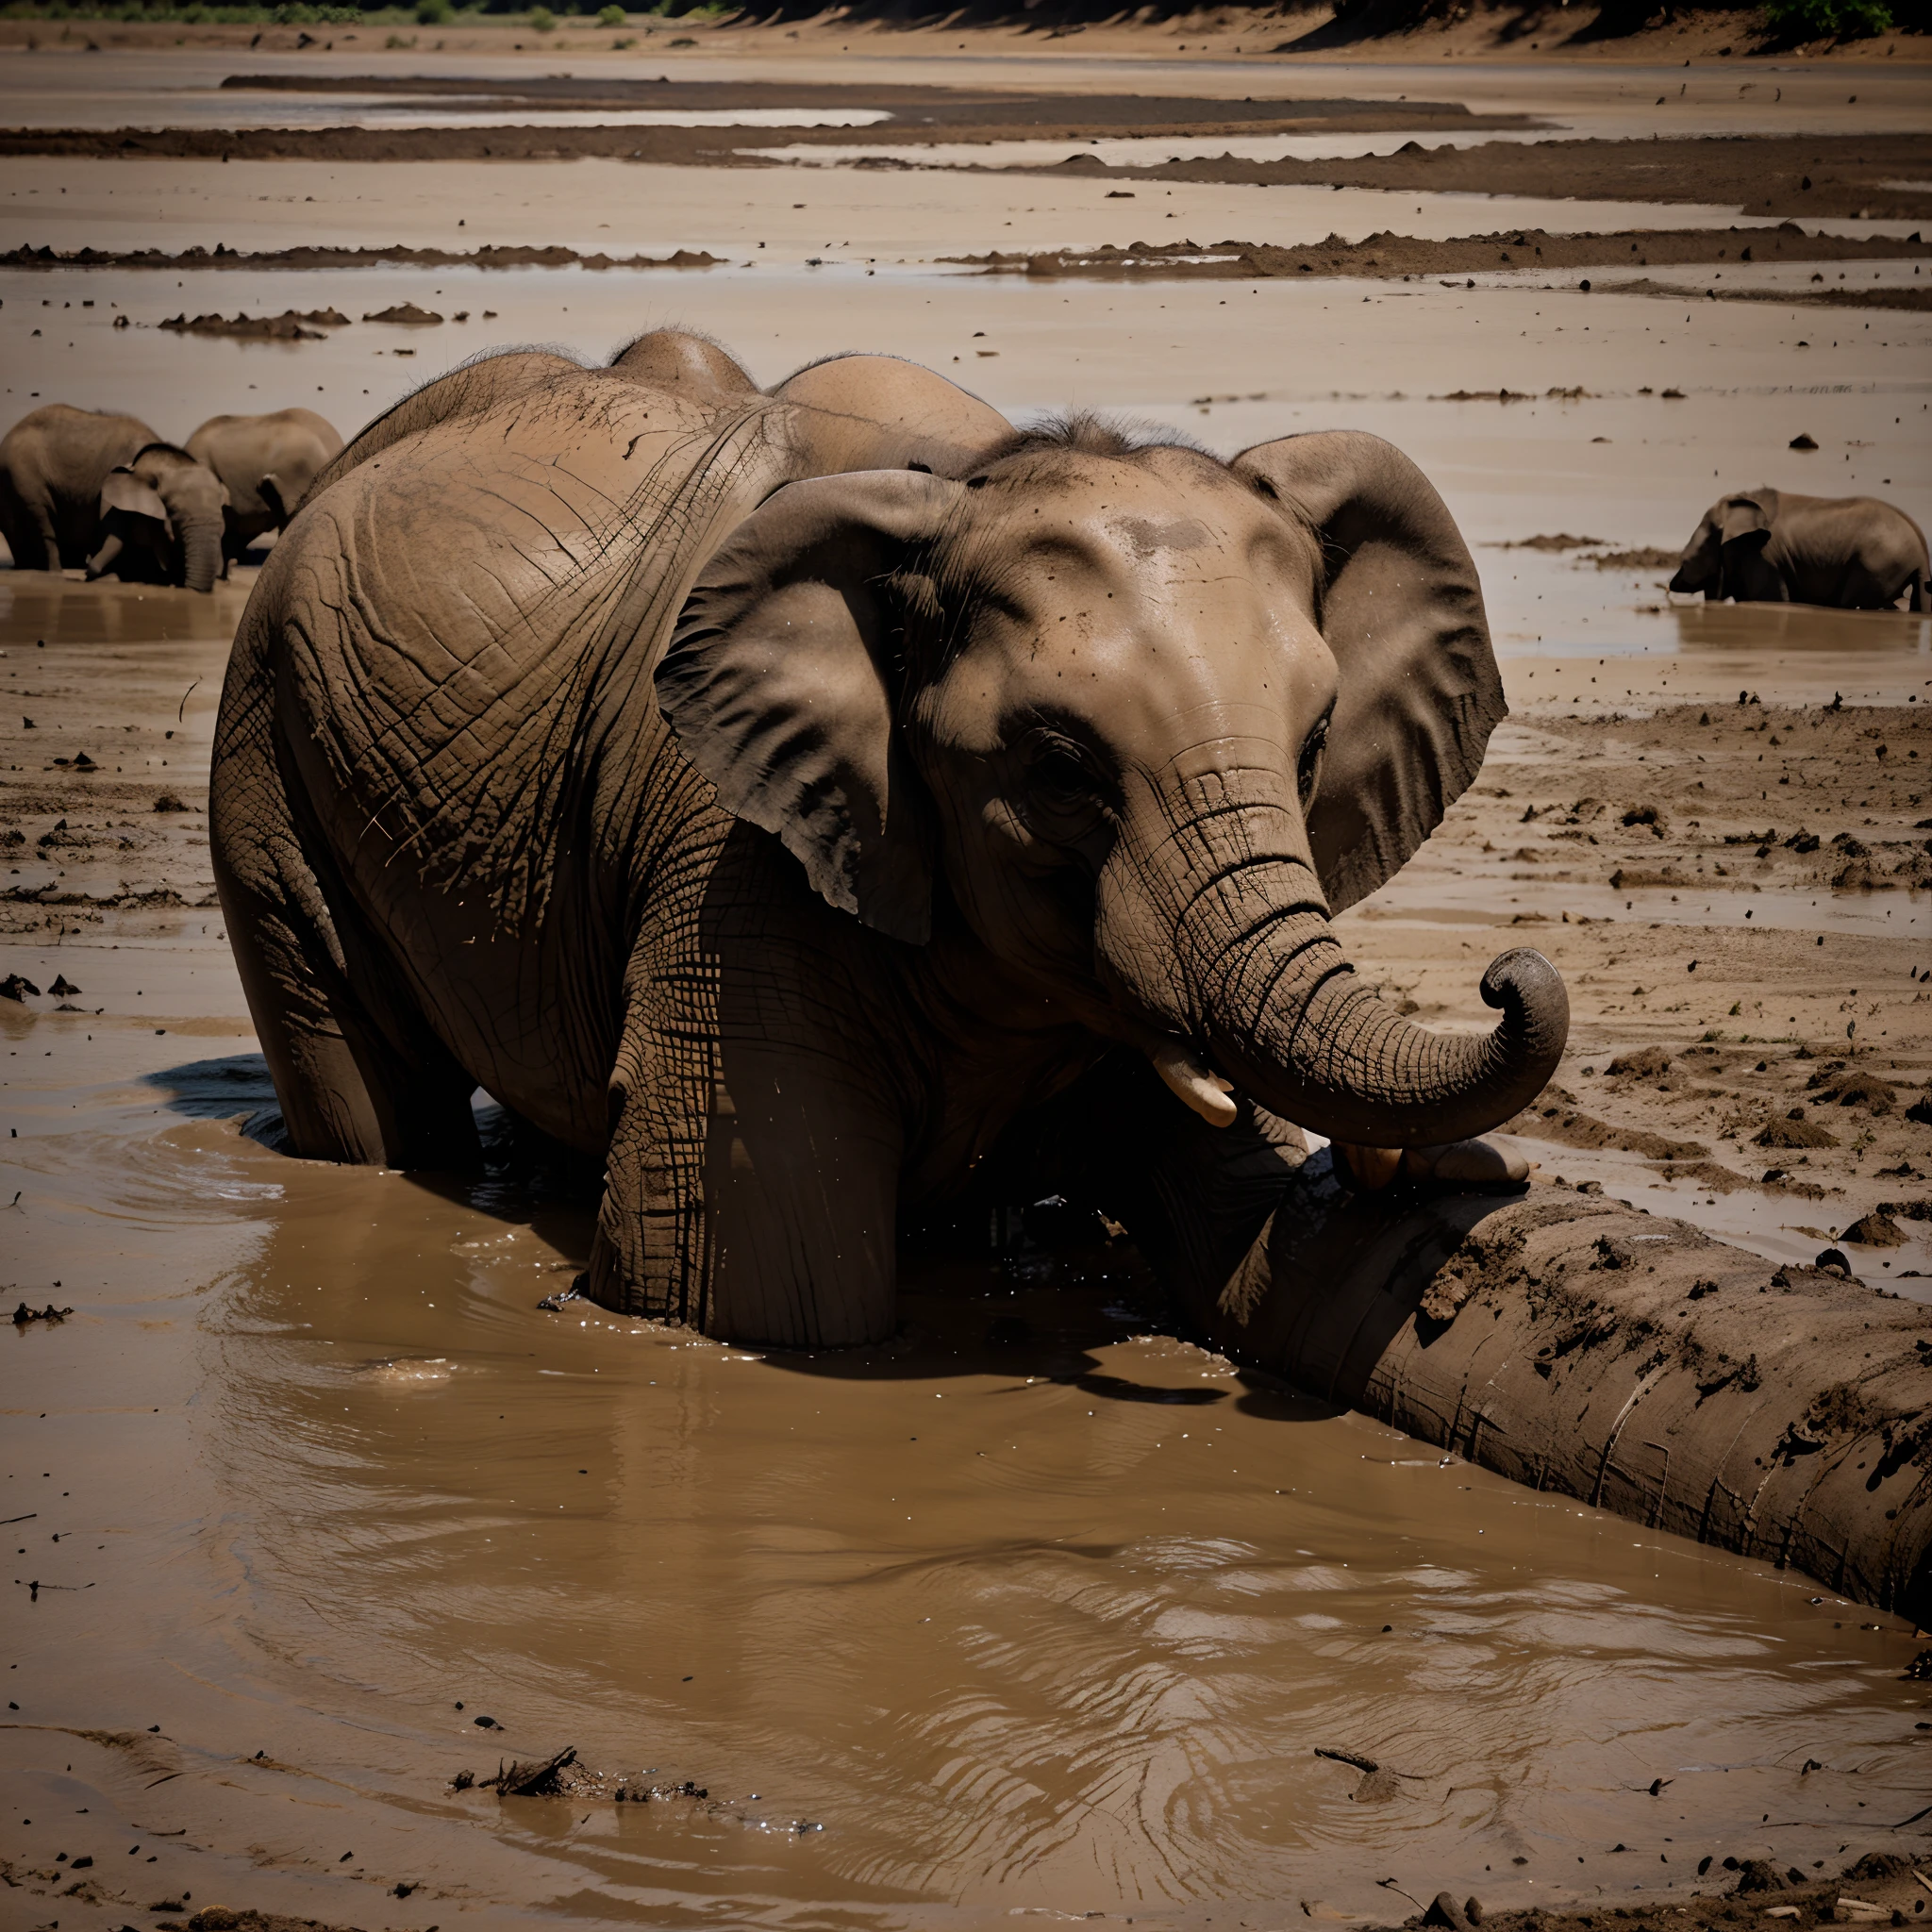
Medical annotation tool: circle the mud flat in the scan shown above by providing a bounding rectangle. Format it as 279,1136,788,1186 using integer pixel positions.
955,221,1932,284
1027,132,1932,224
4,558,1932,1924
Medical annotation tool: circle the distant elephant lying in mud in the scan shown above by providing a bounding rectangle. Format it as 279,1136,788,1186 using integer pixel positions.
186,407,344,563
86,441,228,592
0,402,158,574
212,332,1568,1347
1670,486,1928,610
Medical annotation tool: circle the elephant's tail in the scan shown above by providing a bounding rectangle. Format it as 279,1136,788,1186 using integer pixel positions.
1913,570,1929,615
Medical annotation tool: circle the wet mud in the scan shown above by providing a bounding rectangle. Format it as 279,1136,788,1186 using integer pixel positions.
954,222,1932,286
5,35,1932,1915
5,566,1932,1925
5,240,725,273
1028,133,1932,225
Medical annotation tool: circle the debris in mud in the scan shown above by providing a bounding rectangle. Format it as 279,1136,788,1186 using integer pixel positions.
0,973,40,1001
11,1303,72,1324
951,223,1932,287
0,239,723,274
484,1744,577,1795
158,309,338,341
46,974,79,996
361,301,443,325
1757,1111,1840,1149
1840,1211,1906,1247
154,793,190,813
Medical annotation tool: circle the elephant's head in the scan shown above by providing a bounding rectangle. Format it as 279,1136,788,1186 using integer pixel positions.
1670,489,1779,601
89,443,226,592
657,422,1566,1149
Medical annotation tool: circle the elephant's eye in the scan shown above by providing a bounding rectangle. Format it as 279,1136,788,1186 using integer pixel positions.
1021,736,1107,842
1297,709,1331,808
1031,749,1092,811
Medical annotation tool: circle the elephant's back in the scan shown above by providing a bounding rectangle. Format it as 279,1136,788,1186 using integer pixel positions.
2,403,158,486
259,373,789,924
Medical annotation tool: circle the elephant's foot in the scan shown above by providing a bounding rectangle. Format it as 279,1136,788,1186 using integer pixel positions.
1332,1137,1534,1192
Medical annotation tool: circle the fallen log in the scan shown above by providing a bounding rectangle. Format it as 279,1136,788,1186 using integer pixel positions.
973,1057,1932,1624
1199,1157,1932,1625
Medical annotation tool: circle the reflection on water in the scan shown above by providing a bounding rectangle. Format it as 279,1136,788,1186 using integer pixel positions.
5,1058,1925,1923
1670,598,1932,657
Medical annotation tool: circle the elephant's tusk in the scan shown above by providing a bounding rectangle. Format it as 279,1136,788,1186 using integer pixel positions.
1147,1041,1238,1127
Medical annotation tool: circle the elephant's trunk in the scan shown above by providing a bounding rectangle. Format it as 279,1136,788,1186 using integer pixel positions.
1115,799,1568,1148
85,532,123,580
180,516,222,593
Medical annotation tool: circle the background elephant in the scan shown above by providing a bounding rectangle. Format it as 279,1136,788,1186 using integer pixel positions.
211,338,1566,1349
85,442,227,592
1670,485,1928,610
185,408,344,563
0,402,158,574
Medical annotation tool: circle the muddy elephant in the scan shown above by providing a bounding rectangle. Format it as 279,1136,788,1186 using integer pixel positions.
211,334,1567,1348
85,442,228,592
0,403,158,574
1670,486,1928,611
185,408,345,563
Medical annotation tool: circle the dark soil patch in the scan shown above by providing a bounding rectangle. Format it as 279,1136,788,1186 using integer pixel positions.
1026,132,1932,224
951,223,1932,286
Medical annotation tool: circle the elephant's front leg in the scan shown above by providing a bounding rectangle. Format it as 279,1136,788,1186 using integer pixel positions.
588,863,907,1349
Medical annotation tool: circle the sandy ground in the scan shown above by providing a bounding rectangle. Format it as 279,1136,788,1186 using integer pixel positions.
2,35,1930,1930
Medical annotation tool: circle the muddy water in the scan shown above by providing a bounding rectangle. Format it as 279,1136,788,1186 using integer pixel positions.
5,575,1931,1926
7,1066,1930,1926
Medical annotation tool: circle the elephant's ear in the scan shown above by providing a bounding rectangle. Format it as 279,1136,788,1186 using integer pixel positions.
1232,429,1501,913
657,469,964,944
1720,494,1772,544
99,467,171,532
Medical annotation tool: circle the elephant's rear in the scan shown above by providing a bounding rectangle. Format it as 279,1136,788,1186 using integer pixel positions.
212,370,795,1166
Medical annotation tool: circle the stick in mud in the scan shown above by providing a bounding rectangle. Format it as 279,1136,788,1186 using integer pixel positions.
483,1745,577,1796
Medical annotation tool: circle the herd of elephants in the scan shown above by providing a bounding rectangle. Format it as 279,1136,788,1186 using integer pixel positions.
2,331,1928,1347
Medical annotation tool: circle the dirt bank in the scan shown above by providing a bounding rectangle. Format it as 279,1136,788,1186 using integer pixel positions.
1055,133,1932,224
956,221,1932,284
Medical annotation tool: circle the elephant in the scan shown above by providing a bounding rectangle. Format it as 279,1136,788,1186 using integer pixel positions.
1670,486,1928,611
610,326,761,402
85,441,228,592
185,408,345,563
0,403,158,574
210,334,1568,1349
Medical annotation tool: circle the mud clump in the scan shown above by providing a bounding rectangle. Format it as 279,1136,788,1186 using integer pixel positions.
1756,1110,1840,1149
158,309,339,340
362,301,443,325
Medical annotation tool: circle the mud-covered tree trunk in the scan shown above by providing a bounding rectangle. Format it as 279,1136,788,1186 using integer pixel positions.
967,1051,1932,1625
1196,1159,1932,1625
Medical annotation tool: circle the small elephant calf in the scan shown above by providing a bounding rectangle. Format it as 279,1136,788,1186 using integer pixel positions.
1670,485,1928,611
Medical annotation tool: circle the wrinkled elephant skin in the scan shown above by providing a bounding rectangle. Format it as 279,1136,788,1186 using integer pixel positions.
0,403,158,574
186,407,345,561
211,340,1568,1348
86,441,227,592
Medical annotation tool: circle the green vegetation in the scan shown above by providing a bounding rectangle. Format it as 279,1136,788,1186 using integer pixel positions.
1760,0,1893,29
525,1,551,24
415,0,449,18
595,1,622,19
